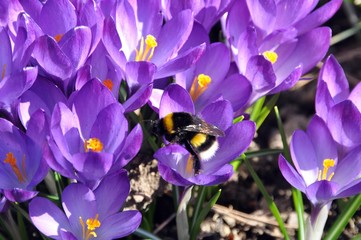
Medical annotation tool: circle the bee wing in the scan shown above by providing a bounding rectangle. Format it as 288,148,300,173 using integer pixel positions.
182,122,225,137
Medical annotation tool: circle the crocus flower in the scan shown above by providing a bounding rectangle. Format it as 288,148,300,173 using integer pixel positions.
29,170,142,239
18,0,103,91
316,55,361,156
223,0,340,106
0,117,48,202
278,115,361,239
154,84,255,186
316,55,361,119
0,26,38,119
161,0,234,32
103,0,206,79
47,79,142,189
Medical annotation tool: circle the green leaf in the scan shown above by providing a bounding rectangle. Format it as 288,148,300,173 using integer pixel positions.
133,228,162,240
190,189,222,240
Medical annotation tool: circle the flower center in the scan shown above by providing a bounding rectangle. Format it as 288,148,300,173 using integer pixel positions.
4,152,27,183
189,74,211,101
102,79,113,91
318,159,335,181
1,64,6,80
262,51,278,64
135,35,157,61
54,34,64,42
84,138,103,152
79,214,101,240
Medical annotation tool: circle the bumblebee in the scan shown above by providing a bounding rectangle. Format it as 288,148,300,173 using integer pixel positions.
152,112,225,175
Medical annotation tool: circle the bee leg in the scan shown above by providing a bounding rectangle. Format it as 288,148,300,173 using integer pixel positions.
184,141,202,175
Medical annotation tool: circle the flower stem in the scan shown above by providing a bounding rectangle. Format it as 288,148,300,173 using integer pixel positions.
306,202,332,240
243,157,290,240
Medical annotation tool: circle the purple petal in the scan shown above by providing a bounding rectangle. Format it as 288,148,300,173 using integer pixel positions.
268,66,303,94
115,0,138,58
154,144,191,178
290,130,318,185
90,103,127,154
134,0,162,37
236,26,258,74
102,17,126,70
305,180,338,206
29,197,71,239
124,84,154,113
94,170,130,217
307,116,338,167
58,26,92,71
71,79,116,137
191,164,234,186
203,120,255,173
116,124,143,168
245,0,276,35
151,10,193,65
275,27,331,79
199,100,233,131
159,84,195,118
0,28,12,74
38,0,77,36
332,145,361,187
33,35,73,79
62,183,97,228
155,43,206,79
97,211,141,239
349,82,361,111
273,1,317,30
125,61,156,90
278,155,306,192
336,178,361,199
51,102,80,159
70,152,113,182
327,101,361,154
158,162,193,186
3,188,38,203
294,0,342,35
178,21,210,54
246,55,276,94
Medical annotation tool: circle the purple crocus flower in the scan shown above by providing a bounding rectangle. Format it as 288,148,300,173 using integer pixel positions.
316,55,361,119
0,26,38,119
279,115,361,205
47,79,142,189
223,0,340,106
17,0,103,91
102,0,205,79
278,115,361,239
316,55,361,157
29,170,141,239
162,0,234,32
154,84,255,186
149,43,252,114
0,117,48,202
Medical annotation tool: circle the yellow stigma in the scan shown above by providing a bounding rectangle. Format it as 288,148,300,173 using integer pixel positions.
54,34,64,42
84,138,103,152
262,51,278,64
79,214,101,240
102,79,113,91
1,64,6,80
189,74,211,101
318,159,335,181
135,35,157,61
4,152,27,183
